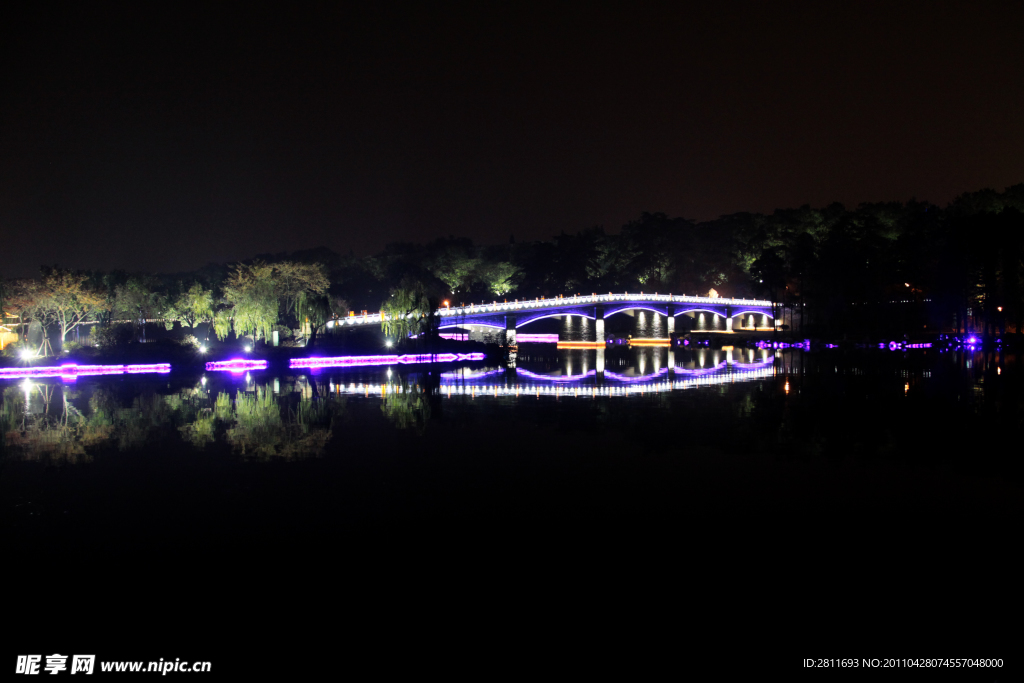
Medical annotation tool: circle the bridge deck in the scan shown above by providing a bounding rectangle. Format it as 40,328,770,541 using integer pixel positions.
332,293,774,329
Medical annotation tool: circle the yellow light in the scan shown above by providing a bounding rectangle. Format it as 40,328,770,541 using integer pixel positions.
556,341,605,349
784,381,790,394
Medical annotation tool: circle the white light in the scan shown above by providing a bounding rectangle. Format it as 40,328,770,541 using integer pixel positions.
20,349,33,360
199,346,207,353
385,340,393,347
244,345,252,352
201,376,207,386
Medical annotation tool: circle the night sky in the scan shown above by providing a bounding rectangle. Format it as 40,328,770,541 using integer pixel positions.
2,2,1023,278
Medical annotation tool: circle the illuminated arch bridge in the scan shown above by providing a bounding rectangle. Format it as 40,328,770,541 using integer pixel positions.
332,293,776,341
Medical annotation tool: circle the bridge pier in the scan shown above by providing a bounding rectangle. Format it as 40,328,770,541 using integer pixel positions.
725,306,733,332
666,305,675,336
506,314,517,346
595,305,605,343
668,349,675,378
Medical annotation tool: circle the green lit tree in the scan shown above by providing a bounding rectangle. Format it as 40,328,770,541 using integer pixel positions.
36,268,106,351
170,282,214,329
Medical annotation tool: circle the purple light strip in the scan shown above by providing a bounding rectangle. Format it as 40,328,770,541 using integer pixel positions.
412,332,478,339
0,363,171,380
731,356,776,368
125,363,174,374
294,354,401,367
671,361,729,375
887,341,934,351
205,359,269,372
289,353,485,369
514,368,597,382
604,367,671,382
515,334,559,343
757,340,811,349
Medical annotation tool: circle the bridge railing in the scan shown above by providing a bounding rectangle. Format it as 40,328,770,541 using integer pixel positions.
334,293,774,326
436,293,774,318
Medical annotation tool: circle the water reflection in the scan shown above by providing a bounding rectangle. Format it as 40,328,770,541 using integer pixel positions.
2,345,1016,464
2,376,345,462
380,378,432,433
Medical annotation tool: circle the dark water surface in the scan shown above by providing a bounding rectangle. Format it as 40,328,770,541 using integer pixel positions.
4,345,1019,673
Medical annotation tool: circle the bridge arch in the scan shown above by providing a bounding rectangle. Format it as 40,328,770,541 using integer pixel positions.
730,309,775,319
674,308,728,317
516,309,597,327
438,322,506,330
603,305,670,318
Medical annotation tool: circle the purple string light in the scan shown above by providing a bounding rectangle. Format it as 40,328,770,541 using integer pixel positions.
0,363,171,380
514,368,598,382
205,359,269,372
289,353,484,369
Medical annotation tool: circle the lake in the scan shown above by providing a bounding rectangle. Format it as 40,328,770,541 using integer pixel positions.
4,343,1018,672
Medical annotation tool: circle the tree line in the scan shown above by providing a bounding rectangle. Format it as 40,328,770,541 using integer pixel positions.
2,183,1023,354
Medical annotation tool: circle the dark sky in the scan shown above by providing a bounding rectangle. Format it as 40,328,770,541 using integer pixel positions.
2,1,1023,277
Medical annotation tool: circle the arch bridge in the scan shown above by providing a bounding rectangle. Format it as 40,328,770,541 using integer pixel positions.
334,293,776,342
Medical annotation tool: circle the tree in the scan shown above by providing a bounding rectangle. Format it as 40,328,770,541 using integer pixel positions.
477,261,519,297
171,283,214,329
113,278,166,340
425,237,479,296
616,214,690,290
379,268,448,347
3,279,41,344
750,248,786,336
297,292,349,347
273,261,330,317
381,281,430,340
36,268,106,350
217,261,329,343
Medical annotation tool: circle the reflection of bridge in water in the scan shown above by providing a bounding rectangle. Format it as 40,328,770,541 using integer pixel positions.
318,350,776,399
334,293,776,343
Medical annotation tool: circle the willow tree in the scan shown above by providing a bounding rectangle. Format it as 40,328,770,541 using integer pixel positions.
218,261,330,344
296,291,347,347
381,280,437,343
212,309,233,341
216,263,276,342
275,262,330,317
